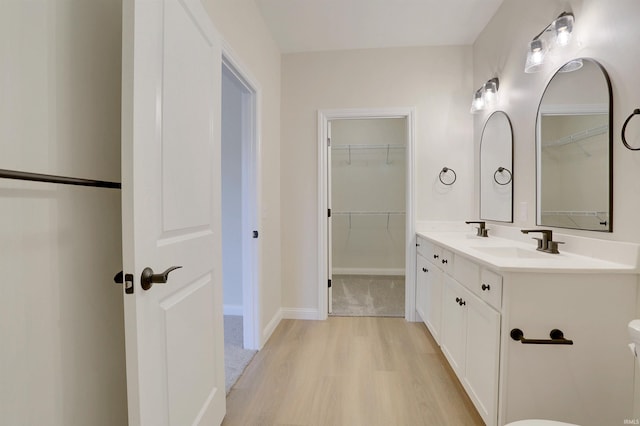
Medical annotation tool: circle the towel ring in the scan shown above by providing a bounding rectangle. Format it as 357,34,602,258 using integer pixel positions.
439,167,456,185
622,108,640,151
494,167,512,185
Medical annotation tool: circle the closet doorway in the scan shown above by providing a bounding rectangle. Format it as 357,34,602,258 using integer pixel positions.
318,109,416,320
221,54,260,353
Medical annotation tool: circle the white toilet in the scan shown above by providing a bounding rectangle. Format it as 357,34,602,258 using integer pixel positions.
505,319,640,426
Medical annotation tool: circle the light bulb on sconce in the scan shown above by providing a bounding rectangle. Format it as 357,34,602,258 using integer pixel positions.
523,11,575,73
524,39,547,73
470,89,485,113
482,78,499,105
553,13,574,46
470,77,499,114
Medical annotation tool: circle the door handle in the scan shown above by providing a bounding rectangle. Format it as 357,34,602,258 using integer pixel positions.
141,266,182,290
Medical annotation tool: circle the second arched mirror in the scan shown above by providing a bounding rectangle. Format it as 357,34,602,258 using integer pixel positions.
536,58,612,231
480,111,513,222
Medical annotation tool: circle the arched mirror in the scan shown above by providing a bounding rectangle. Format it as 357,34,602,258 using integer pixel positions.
480,111,513,222
536,58,612,231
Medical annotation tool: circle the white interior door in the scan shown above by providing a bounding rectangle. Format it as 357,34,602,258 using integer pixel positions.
327,121,333,314
121,0,225,425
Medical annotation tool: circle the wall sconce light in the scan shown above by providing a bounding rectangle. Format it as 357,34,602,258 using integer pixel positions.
524,11,575,73
470,77,499,114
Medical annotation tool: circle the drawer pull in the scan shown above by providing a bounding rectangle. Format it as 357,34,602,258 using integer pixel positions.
510,328,573,345
441,259,448,264
482,283,491,291
433,254,439,259
422,267,428,272
455,297,466,306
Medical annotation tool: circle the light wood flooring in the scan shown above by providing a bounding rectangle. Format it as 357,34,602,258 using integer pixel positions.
223,317,483,425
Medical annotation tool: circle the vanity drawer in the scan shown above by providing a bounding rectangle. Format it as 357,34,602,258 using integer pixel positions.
416,236,431,258
440,248,454,274
453,255,480,290
478,269,503,309
417,237,444,264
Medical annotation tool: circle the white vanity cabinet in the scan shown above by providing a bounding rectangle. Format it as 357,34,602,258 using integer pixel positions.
416,235,501,425
415,231,639,426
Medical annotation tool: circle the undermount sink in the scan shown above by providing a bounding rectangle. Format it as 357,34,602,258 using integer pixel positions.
470,246,554,259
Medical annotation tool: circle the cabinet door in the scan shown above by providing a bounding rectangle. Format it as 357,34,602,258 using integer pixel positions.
415,254,429,323
464,291,500,426
425,260,442,344
417,254,443,343
440,276,467,378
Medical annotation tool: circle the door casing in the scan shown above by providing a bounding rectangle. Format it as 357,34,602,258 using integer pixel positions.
317,108,416,321
222,43,262,350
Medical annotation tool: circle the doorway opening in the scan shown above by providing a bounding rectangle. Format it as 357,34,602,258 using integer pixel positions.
221,52,260,394
318,109,416,321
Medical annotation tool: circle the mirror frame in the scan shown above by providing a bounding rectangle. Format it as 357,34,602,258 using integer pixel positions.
535,58,613,232
480,110,514,223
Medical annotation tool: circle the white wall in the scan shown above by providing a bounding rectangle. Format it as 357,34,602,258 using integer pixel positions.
281,46,474,311
0,1,127,424
221,65,245,311
474,0,640,417
331,118,406,274
201,0,282,343
473,0,640,242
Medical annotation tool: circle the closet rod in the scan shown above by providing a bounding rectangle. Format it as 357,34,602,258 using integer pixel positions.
0,168,121,189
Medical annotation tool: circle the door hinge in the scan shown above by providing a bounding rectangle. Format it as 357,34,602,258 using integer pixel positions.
327,137,331,147
253,230,259,238
328,279,332,288
114,271,134,294
328,208,331,218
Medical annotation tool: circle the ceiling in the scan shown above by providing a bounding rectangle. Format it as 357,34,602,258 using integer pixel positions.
254,0,505,53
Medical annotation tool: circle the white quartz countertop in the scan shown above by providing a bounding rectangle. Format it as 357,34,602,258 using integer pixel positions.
417,230,639,273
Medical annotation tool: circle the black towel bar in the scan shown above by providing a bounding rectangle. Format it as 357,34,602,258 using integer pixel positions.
0,168,121,189
510,328,574,345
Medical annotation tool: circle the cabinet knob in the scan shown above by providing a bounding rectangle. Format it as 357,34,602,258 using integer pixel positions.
422,267,428,272
459,299,466,306
433,254,439,259
441,259,448,264
482,283,491,291
455,297,461,303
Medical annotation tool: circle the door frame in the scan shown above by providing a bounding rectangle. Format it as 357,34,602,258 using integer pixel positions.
317,108,416,321
221,42,261,350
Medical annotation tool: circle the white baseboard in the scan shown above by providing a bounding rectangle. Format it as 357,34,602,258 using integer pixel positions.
261,308,283,348
223,304,243,316
332,267,405,276
281,307,321,320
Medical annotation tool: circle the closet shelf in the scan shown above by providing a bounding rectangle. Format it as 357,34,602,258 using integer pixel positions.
332,144,406,150
333,211,405,215
333,144,406,165
333,211,405,229
542,124,608,148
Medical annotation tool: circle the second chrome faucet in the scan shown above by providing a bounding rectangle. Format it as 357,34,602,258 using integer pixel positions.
466,221,488,237
521,229,564,254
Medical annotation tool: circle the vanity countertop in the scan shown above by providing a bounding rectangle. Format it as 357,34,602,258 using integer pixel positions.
417,230,639,273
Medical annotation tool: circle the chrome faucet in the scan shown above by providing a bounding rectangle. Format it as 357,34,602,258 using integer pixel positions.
466,221,488,237
521,229,564,254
